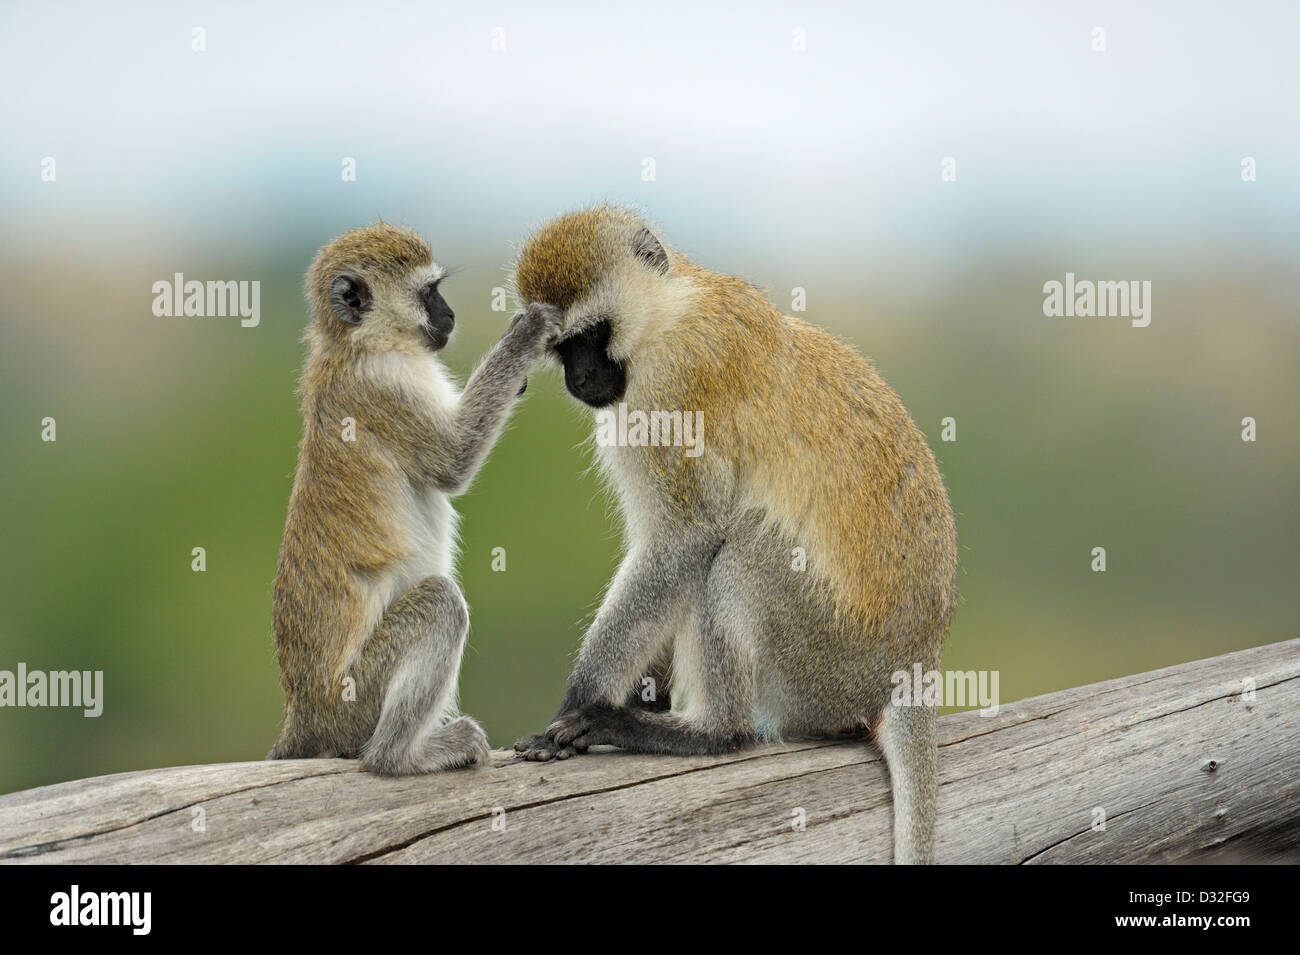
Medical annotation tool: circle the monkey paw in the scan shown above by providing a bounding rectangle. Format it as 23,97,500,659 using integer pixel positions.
513,729,579,762
514,704,623,760
510,301,565,351
557,702,636,752
526,300,564,334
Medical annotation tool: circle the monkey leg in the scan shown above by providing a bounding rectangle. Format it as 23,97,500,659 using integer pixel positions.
356,575,489,775
515,622,681,760
552,550,758,756
623,646,673,712
565,541,709,705
515,533,717,761
874,701,937,864
267,710,344,760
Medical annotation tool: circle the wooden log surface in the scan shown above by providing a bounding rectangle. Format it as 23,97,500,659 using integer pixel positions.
1,638,1297,864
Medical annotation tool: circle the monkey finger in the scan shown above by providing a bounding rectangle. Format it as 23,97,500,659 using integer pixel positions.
514,732,555,756
549,719,590,745
570,725,615,751
527,301,562,322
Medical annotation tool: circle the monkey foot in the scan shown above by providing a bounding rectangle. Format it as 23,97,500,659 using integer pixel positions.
513,732,579,761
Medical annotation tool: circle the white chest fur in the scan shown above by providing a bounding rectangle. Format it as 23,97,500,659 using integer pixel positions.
358,349,464,595
592,430,664,544
394,481,459,586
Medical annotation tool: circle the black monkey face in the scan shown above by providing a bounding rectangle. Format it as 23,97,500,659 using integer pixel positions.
418,280,455,351
553,318,627,407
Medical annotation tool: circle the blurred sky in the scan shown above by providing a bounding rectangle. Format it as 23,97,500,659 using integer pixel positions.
3,0,1298,276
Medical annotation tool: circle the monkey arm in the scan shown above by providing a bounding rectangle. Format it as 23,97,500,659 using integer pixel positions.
437,317,547,493
559,528,723,713
514,530,722,764
359,304,560,494
514,528,723,762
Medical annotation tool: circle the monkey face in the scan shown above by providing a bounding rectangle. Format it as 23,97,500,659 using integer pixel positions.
323,266,456,354
514,208,675,406
554,319,627,407
417,279,455,351
311,223,442,351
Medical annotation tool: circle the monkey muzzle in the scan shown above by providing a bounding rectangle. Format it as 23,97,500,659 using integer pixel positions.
420,291,455,351
421,318,453,351
554,318,627,407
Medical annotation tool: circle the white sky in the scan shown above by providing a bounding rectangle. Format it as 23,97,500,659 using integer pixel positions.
2,0,1297,276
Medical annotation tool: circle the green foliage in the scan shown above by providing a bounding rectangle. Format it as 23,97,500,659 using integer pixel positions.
0,261,1294,795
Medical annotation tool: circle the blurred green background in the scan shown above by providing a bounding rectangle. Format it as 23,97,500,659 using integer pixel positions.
1,1,1297,794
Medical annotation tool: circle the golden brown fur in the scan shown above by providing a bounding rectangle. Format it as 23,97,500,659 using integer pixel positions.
271,223,556,772
515,206,957,632
512,205,957,862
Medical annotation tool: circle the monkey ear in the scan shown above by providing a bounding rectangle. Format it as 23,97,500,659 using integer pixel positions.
630,228,669,275
329,272,372,325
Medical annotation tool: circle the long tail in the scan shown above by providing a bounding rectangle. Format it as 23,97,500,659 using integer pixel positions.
875,701,938,864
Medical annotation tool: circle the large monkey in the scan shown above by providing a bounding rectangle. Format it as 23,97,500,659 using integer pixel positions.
511,207,957,863
269,223,560,774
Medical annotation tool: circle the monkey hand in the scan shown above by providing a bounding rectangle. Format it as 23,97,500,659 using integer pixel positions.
507,301,565,355
513,730,578,762
513,708,591,762
554,702,645,753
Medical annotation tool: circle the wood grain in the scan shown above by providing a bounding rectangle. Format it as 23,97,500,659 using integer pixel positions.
2,638,1296,864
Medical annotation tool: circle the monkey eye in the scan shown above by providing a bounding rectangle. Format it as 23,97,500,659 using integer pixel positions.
420,278,453,311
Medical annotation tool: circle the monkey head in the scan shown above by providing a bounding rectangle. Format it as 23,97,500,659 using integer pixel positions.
306,222,455,357
512,206,678,407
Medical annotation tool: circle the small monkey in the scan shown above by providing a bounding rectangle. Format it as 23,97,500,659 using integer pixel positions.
269,223,560,774
512,206,957,863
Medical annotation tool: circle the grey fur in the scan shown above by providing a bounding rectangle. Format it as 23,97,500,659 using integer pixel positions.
271,300,561,774
509,206,954,864
355,303,563,495
520,511,945,863
358,575,483,775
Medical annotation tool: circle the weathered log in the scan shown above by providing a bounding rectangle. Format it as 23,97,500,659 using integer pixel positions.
1,638,1296,864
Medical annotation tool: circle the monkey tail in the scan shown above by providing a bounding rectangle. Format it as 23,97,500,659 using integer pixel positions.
874,702,938,864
